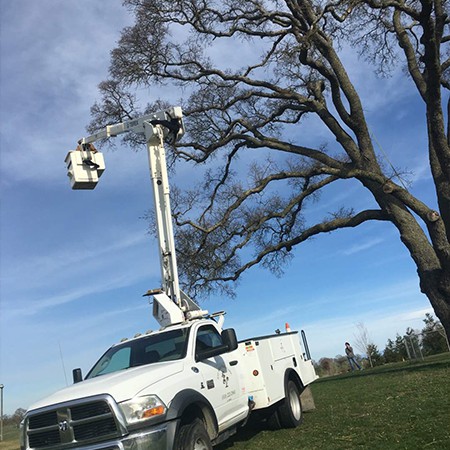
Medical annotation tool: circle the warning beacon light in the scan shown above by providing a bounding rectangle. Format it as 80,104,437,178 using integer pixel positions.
65,143,105,190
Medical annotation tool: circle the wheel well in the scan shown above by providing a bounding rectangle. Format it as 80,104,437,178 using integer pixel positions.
168,389,218,438
179,403,217,439
285,368,305,394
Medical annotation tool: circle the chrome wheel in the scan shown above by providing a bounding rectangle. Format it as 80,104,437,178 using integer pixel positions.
288,383,302,421
278,380,303,428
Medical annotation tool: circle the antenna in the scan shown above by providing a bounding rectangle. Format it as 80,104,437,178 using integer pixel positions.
58,341,69,387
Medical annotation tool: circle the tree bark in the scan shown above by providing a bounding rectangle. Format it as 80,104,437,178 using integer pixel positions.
419,268,450,344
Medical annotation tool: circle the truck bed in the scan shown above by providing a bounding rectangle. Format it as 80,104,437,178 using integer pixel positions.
238,331,317,410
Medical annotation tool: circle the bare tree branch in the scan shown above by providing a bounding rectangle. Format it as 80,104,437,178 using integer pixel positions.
91,0,450,339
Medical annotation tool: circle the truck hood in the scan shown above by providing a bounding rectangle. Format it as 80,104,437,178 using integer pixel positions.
28,360,184,412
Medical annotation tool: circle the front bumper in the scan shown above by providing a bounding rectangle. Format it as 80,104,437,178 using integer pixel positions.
21,421,178,450
109,422,168,450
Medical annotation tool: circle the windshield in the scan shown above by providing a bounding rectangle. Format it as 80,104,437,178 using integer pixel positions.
86,327,190,379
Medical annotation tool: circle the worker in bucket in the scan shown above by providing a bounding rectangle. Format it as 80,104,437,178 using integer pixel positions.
345,342,362,371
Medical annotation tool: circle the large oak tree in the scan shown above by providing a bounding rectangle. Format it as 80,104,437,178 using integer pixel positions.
89,0,450,340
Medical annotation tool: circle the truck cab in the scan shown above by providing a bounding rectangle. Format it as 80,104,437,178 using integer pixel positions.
21,319,250,450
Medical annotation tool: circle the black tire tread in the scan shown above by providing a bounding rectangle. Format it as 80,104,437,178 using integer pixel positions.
277,380,303,428
174,418,212,450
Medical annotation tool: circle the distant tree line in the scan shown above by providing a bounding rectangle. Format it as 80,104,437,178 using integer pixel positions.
1,408,26,428
315,314,449,377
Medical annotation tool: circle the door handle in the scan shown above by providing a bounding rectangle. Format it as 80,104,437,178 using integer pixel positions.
229,360,238,366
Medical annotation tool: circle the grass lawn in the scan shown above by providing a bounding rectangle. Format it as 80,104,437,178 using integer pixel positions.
215,353,450,449
1,424,21,450
4,354,449,450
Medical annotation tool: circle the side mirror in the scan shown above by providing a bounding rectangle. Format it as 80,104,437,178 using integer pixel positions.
222,328,238,352
195,329,239,362
73,368,83,384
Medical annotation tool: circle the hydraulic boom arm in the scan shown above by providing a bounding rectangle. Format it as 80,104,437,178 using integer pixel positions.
66,107,207,325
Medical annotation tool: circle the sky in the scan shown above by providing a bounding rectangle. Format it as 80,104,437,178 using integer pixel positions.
0,0,440,415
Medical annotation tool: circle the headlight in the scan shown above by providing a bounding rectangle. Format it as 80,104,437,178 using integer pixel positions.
119,395,167,425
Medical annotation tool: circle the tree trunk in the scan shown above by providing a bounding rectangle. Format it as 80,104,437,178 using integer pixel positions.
361,177,450,343
367,350,373,368
418,268,450,345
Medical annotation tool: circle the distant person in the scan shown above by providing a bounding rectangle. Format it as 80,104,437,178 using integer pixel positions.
345,342,362,371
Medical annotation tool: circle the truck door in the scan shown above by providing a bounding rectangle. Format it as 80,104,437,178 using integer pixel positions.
194,324,248,429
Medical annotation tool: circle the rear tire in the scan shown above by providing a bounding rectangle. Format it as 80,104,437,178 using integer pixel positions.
174,418,212,450
277,380,303,428
266,409,282,430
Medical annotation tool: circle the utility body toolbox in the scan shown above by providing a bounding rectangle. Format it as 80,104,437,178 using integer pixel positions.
239,331,317,410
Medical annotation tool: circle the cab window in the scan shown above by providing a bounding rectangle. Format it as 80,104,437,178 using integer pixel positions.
196,325,223,353
86,327,190,378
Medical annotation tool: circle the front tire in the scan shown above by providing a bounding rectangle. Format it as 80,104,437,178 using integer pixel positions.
277,380,303,428
174,418,212,450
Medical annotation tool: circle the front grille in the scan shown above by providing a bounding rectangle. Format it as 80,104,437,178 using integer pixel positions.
29,411,58,429
26,397,122,449
71,401,111,420
29,429,60,448
73,417,117,440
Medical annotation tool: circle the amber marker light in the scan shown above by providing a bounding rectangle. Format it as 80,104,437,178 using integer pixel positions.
142,405,166,418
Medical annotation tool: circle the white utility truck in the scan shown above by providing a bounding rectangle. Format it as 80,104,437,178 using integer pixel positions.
21,108,317,450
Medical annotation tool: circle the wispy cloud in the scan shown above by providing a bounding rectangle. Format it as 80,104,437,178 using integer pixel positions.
6,268,150,317
2,229,150,290
311,277,421,309
0,1,132,186
410,157,433,184
342,237,384,256
394,307,434,323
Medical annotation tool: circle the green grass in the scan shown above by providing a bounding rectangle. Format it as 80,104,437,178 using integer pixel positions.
216,353,450,449
4,354,449,450
1,424,20,450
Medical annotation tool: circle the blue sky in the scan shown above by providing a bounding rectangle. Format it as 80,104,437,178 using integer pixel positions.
0,1,438,415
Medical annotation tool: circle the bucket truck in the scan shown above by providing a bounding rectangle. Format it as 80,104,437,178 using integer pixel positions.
20,107,318,450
